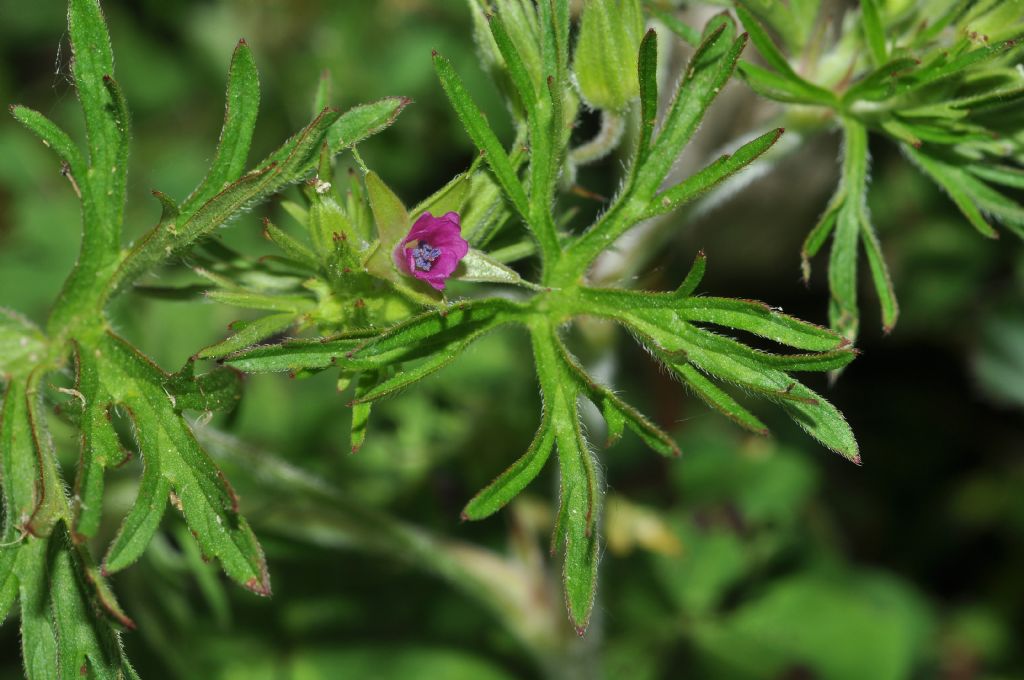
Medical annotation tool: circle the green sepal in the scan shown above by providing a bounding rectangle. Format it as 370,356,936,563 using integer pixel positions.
454,249,537,288
411,170,473,220
262,218,319,270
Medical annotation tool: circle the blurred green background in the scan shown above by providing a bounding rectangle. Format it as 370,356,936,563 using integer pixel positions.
1,1,1023,678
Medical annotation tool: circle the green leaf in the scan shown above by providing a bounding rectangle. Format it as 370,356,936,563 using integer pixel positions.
532,326,600,634
859,0,888,65
2,379,40,540
663,337,856,460
163,360,243,414
827,201,860,340
734,4,837,106
568,15,748,272
651,8,701,47
841,57,921,103
581,294,857,455
634,15,745,200
205,290,313,313
69,0,126,235
860,221,899,333
737,60,836,105
901,37,1020,93
221,333,370,374
347,299,523,365
634,29,659,171
433,53,530,221
0,544,15,625
673,362,770,435
110,109,337,295
801,189,844,282
326,97,411,153
676,329,857,459
461,416,556,521
15,541,59,679
250,107,344,200
556,337,679,456
0,308,47,380
70,345,127,540
488,12,540,113
967,162,1024,189
349,372,375,454
554,399,600,635
828,120,869,340
181,39,260,217
903,146,999,238
196,312,300,360
312,69,332,117
20,372,66,538
348,333,483,405
777,384,860,462
646,128,784,217
18,530,137,680
101,431,171,574
8,106,86,180
676,251,708,297
677,296,845,351
733,4,794,77
97,334,270,594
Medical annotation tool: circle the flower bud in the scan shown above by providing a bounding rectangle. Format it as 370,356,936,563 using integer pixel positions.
573,0,645,111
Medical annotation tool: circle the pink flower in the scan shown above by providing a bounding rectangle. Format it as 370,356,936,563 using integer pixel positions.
393,211,469,291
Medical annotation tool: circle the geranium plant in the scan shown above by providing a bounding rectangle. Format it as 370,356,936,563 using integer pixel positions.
0,0,1021,677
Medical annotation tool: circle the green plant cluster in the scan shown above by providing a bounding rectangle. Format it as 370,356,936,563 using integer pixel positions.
658,0,1024,340
0,0,1021,678
211,4,859,634
1,1,407,675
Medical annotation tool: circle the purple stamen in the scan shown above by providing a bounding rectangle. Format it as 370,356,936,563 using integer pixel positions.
412,243,442,271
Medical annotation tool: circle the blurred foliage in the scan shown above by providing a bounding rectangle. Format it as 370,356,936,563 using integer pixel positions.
1,1,1023,679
